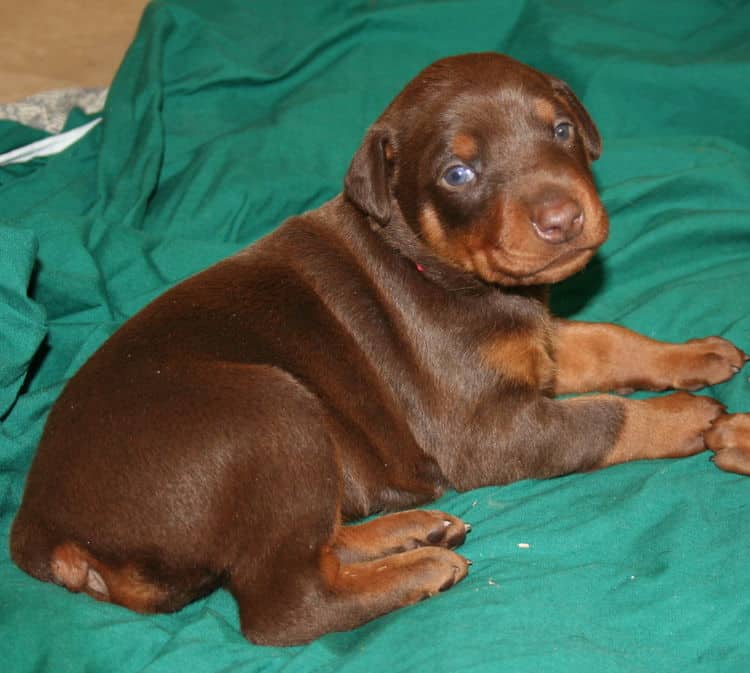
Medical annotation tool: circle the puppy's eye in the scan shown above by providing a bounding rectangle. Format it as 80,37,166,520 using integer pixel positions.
553,122,574,142
442,164,476,187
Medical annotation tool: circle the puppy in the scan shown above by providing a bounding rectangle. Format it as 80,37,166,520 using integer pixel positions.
11,52,750,646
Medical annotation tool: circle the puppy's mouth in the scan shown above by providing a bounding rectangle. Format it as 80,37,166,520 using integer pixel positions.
471,245,598,286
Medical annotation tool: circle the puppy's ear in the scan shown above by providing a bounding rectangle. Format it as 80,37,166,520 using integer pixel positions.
344,125,393,224
549,77,602,161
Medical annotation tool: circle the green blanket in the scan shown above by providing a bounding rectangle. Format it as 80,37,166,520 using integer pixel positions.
2,1,749,671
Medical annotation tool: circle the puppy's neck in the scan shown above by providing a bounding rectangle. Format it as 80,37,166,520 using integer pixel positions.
369,204,547,304
367,207,483,293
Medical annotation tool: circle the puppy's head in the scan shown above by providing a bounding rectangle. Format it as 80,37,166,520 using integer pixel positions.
345,53,608,286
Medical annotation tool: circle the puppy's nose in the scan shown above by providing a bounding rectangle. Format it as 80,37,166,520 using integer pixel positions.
529,195,584,244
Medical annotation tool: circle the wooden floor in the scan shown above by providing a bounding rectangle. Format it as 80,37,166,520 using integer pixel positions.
0,0,149,103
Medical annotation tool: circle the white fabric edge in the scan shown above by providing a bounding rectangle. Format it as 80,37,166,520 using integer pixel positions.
0,117,102,166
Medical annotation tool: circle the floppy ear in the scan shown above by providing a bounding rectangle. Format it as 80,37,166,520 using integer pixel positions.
549,77,602,161
344,125,393,224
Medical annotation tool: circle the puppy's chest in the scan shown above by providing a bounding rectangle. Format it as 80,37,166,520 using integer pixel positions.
476,318,556,393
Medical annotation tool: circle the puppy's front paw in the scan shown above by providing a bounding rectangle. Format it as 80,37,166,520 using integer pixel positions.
648,392,725,456
671,337,748,390
704,413,750,475
606,392,724,466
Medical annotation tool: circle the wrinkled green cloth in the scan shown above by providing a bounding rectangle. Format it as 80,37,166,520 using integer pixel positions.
2,1,750,671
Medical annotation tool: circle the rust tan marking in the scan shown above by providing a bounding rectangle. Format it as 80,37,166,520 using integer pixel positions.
318,543,342,588
384,141,395,162
533,98,556,124
104,562,171,612
419,204,482,274
597,393,722,467
420,205,466,267
705,414,750,475
481,324,555,391
451,133,478,161
319,542,469,604
332,510,467,564
419,204,447,249
50,541,169,613
554,323,747,395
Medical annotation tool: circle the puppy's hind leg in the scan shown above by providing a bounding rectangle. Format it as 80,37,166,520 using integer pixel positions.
219,369,470,645
231,535,469,646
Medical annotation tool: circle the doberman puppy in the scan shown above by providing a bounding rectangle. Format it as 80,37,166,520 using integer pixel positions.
11,53,750,646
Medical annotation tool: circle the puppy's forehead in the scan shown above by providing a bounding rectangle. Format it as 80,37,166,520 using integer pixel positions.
436,87,557,149
414,53,551,103
395,55,560,133
444,86,555,122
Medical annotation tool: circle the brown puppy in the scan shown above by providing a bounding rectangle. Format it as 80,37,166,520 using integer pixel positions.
11,53,750,646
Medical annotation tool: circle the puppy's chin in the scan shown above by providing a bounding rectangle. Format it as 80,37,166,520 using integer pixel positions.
467,247,597,287
416,235,599,288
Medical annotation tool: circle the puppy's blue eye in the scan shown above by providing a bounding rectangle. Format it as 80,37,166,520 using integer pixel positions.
442,165,476,187
554,122,573,141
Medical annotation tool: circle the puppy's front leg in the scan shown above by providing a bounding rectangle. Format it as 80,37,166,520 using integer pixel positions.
553,319,747,395
446,391,723,491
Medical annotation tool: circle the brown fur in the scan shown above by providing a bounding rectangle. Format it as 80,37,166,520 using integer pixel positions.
10,52,748,646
